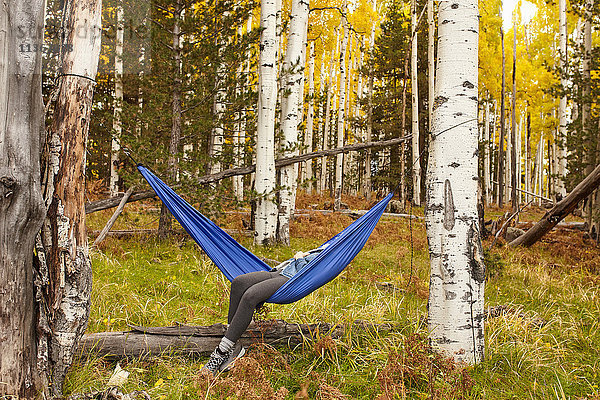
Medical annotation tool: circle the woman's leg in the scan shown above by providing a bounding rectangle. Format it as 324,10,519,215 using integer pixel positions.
224,271,288,343
228,271,275,323
202,271,287,375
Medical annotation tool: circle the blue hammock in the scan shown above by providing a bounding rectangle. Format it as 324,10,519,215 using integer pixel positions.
138,165,393,304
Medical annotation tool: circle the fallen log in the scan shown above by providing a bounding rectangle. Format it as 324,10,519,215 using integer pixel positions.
78,320,396,360
510,163,600,247
515,221,587,231
89,228,253,239
85,136,410,214
93,186,136,246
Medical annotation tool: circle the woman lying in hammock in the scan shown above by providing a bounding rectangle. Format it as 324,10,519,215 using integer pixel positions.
200,243,329,376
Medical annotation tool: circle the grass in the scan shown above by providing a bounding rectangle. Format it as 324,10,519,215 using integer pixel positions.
68,193,600,399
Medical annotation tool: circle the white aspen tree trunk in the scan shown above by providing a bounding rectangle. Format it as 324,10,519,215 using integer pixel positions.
535,138,543,206
335,13,349,210
499,22,506,207
517,113,523,204
158,1,183,237
275,0,283,134
277,0,309,245
583,0,594,229
524,111,530,203
364,6,376,200
356,50,364,143
345,35,353,194
411,0,421,206
428,0,435,124
136,41,146,136
425,0,485,365
317,51,326,194
36,0,102,394
322,37,339,195
557,0,568,198
511,18,518,212
255,0,279,245
303,40,315,192
0,0,47,396
110,2,124,196
320,57,332,194
484,101,491,205
505,118,511,202
210,14,228,175
233,26,245,201
492,100,499,204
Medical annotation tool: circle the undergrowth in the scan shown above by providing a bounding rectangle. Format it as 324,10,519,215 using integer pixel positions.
68,193,600,399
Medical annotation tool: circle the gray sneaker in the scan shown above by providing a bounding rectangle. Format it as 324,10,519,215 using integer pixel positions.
219,343,246,372
201,347,232,376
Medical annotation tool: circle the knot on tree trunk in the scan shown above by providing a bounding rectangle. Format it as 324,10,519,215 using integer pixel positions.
0,176,16,199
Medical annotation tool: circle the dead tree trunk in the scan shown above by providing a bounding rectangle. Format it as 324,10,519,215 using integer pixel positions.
0,1,47,396
510,163,600,247
78,321,395,360
36,0,103,395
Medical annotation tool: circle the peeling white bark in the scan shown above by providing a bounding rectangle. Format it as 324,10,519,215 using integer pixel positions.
36,0,102,394
255,0,279,245
425,0,484,365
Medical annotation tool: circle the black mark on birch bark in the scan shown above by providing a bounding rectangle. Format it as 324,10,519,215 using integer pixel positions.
443,179,455,231
467,221,486,284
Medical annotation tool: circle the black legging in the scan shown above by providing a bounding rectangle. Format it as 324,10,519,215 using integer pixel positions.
224,270,288,343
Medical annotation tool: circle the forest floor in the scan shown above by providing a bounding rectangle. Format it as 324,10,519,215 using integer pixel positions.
68,191,600,399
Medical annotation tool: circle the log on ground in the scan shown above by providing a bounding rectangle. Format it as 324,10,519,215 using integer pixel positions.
78,320,395,360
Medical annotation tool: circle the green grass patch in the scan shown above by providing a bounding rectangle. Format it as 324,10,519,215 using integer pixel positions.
68,202,600,399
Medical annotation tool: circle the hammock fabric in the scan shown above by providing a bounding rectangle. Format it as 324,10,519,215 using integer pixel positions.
138,165,393,304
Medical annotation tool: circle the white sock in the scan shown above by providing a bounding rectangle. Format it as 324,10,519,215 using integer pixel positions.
218,337,235,353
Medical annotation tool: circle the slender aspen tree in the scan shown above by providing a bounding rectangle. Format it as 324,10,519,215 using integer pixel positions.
425,0,485,364
303,40,316,192
484,101,491,205
255,0,279,245
498,19,506,207
36,0,102,394
278,0,309,244
428,0,435,123
582,0,594,229
511,16,518,213
364,2,377,200
0,0,47,395
210,13,229,175
335,12,349,210
557,0,568,198
320,54,332,194
525,110,530,202
110,1,124,195
317,51,326,194
411,0,421,206
234,26,245,201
